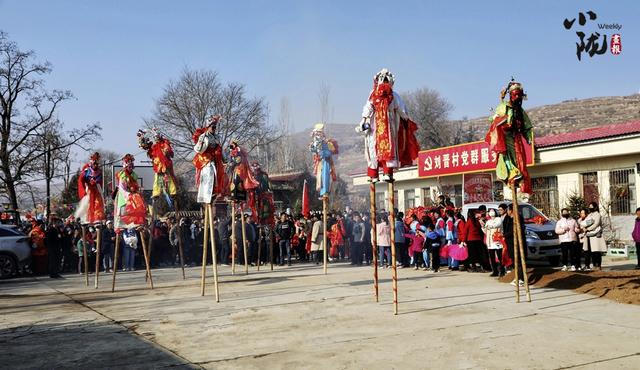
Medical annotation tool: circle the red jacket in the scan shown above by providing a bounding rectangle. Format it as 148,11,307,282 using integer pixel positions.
460,217,483,242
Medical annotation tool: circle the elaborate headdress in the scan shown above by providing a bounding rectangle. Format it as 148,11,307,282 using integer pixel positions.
206,115,221,128
311,123,326,138
137,129,153,151
89,152,101,164
374,68,395,85
500,79,527,101
122,153,135,166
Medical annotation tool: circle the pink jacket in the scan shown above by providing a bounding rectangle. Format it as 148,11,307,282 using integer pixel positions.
377,222,391,247
555,217,579,243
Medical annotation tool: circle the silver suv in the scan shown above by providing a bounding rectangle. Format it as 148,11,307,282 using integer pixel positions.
461,202,562,266
0,225,32,278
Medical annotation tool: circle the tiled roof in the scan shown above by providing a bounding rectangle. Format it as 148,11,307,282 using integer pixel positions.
536,120,640,148
270,171,305,182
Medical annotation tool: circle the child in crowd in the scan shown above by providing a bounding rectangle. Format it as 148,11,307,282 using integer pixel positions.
426,224,441,272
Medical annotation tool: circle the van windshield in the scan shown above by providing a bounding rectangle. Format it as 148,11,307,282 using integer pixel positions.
520,204,548,224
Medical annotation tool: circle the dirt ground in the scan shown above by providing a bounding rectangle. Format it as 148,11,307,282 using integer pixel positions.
500,267,640,305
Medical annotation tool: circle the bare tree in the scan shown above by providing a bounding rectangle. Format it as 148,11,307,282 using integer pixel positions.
318,82,331,124
401,87,454,149
0,31,101,211
145,68,270,160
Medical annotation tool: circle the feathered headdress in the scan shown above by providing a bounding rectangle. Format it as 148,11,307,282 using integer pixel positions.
122,153,135,165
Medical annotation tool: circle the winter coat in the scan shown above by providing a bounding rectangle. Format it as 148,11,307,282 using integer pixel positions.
580,211,607,252
483,216,503,249
376,222,391,247
632,217,640,243
555,217,579,243
310,220,324,251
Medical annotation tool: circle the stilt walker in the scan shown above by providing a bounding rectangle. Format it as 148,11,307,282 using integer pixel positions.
309,123,339,275
249,162,275,271
227,139,258,274
193,115,227,300
369,182,379,302
111,153,150,292
137,128,185,279
486,79,534,302
74,152,106,288
357,68,420,314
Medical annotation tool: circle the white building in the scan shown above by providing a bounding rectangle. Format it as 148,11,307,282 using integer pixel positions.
351,121,640,243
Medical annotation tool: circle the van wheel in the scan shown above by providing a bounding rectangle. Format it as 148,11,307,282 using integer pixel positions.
0,254,17,279
547,256,561,267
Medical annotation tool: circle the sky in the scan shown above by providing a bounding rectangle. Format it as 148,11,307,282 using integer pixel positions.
1,0,638,169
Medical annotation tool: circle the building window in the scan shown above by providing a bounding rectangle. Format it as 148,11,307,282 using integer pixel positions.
582,172,599,205
454,184,462,208
404,189,416,210
375,193,385,211
610,168,636,215
421,187,431,207
531,176,559,217
493,181,504,201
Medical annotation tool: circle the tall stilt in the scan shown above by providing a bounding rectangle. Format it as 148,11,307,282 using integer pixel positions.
111,232,121,293
511,183,532,302
269,227,274,271
173,199,186,280
231,202,236,275
240,206,249,275
388,179,398,315
369,182,379,302
257,227,263,271
511,183,521,303
139,227,154,289
82,226,89,286
322,195,328,275
94,224,102,289
207,204,220,302
146,198,157,282
200,205,210,296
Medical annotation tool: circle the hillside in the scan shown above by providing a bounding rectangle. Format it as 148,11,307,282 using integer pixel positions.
291,94,640,191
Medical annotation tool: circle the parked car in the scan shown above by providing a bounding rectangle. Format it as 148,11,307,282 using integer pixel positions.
461,202,562,266
0,225,31,278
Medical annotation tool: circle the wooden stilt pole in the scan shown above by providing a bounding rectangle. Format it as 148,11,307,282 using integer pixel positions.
231,202,236,275
200,205,210,296
111,232,120,293
94,224,102,289
388,179,398,315
173,198,186,280
240,206,249,275
511,184,532,302
257,226,262,271
207,204,220,302
510,183,521,303
147,198,157,282
269,226,274,271
82,226,89,286
369,182,379,302
139,227,154,289
322,195,328,275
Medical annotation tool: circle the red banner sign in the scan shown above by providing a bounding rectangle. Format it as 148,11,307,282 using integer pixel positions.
463,173,493,204
417,139,534,178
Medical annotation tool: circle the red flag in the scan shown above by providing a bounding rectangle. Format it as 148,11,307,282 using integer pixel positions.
302,179,310,217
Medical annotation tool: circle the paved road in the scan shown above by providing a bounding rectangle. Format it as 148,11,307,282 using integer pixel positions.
1,262,639,369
